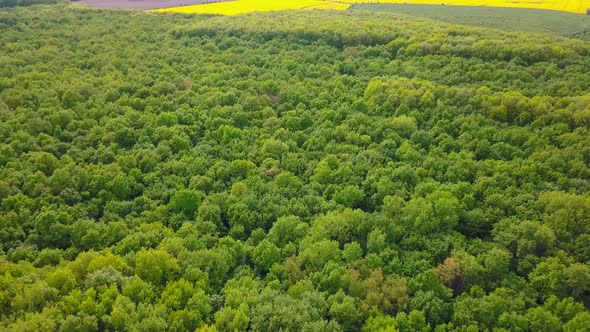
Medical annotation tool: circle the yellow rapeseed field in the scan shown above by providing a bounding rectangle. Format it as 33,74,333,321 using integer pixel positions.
155,0,589,15
155,0,349,15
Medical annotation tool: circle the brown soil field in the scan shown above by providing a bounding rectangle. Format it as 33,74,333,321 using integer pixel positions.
72,0,229,10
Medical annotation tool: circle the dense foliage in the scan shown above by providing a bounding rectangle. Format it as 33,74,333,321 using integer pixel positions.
1,4,590,331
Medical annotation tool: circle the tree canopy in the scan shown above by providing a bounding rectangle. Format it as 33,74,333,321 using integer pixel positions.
0,3,589,331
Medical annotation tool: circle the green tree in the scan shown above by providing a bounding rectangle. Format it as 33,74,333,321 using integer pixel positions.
169,189,202,219
134,249,180,285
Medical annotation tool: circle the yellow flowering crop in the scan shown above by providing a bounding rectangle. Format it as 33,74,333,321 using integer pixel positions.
155,0,349,15
155,0,589,15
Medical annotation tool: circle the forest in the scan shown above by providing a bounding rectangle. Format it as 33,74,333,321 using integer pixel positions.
1,3,590,331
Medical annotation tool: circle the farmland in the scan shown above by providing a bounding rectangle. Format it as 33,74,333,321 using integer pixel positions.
342,0,589,14
351,3,590,40
73,0,229,10
155,0,590,15
154,0,349,15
